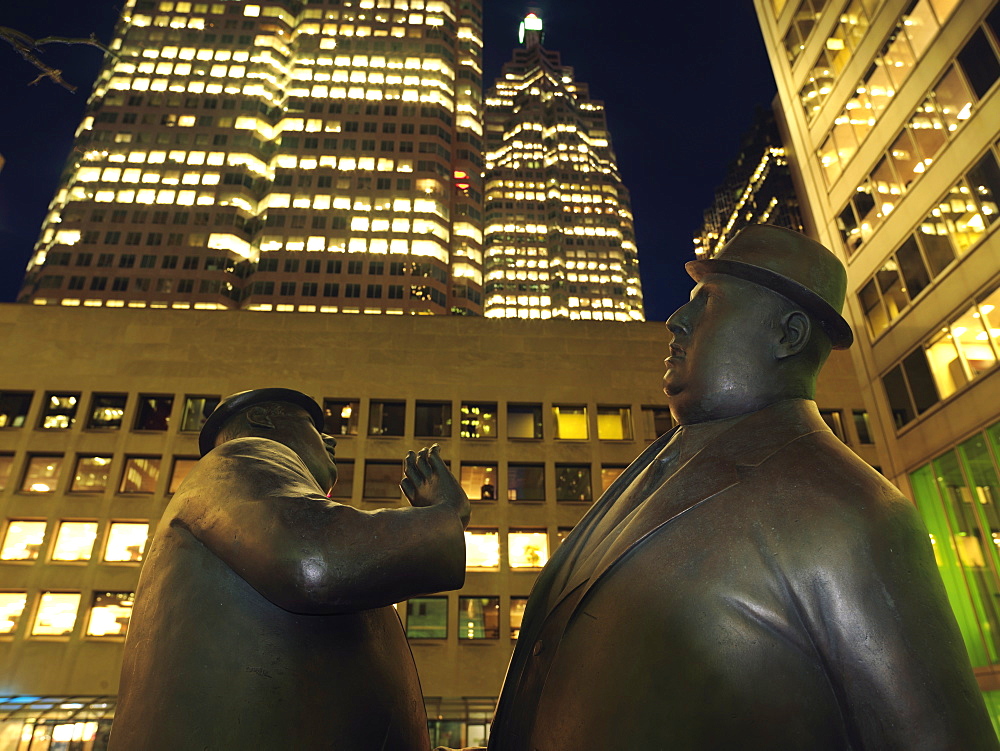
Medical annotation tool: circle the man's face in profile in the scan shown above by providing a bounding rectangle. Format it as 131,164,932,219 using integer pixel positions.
663,273,777,424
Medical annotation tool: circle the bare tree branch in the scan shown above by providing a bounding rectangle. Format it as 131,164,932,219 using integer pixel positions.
0,25,115,92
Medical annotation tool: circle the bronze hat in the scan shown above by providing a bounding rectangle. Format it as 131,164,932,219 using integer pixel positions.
199,388,325,456
685,224,854,349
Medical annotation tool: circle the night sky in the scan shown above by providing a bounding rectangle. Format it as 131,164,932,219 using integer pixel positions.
0,0,778,321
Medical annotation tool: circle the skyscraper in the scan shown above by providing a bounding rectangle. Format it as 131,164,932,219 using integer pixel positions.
19,0,484,315
483,11,644,321
755,0,1000,721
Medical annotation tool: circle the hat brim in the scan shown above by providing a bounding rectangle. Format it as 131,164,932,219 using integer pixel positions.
199,388,325,456
686,258,854,349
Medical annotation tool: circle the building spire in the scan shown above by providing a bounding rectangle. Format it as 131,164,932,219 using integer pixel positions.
519,8,544,48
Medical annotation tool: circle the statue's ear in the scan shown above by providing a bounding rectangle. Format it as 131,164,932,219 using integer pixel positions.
776,309,811,359
245,405,276,429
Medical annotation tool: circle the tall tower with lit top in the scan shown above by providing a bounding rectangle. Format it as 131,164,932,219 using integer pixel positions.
483,11,643,321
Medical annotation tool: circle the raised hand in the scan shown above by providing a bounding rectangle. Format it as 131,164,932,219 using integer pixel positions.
401,444,471,528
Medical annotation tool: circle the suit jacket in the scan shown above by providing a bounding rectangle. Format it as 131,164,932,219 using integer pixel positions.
489,399,996,750
110,437,465,751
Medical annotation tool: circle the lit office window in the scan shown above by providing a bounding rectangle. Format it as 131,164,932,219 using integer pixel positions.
330,459,354,499
0,454,12,491
0,391,32,428
461,402,497,439
86,592,135,637
39,393,79,429
508,530,549,569
510,597,528,639
134,394,173,431
414,401,451,438
51,522,99,562
641,406,673,440
71,456,113,492
465,529,500,570
460,463,497,501
21,456,63,493
601,465,626,493
323,399,359,436
180,395,219,432
0,593,27,635
119,456,161,494
1,521,47,561
168,457,198,494
406,596,447,639
459,596,500,640
596,405,632,440
363,460,401,499
556,464,592,503
87,393,127,429
31,592,81,636
507,463,544,502
819,410,846,442
552,405,588,439
104,523,149,562
369,400,405,436
507,403,542,439
853,410,874,444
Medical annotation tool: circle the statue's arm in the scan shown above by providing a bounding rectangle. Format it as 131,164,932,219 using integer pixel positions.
178,441,468,614
802,494,997,750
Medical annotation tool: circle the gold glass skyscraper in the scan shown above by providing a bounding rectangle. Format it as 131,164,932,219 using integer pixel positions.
483,12,643,321
19,0,484,315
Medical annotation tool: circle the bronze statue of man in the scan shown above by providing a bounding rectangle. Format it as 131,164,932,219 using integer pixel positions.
110,388,470,751
484,226,998,749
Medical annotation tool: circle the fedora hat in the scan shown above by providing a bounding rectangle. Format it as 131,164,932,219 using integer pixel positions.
199,388,325,456
685,224,853,349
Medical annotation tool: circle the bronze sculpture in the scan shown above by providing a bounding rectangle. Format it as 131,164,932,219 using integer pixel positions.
110,388,470,751
481,226,998,749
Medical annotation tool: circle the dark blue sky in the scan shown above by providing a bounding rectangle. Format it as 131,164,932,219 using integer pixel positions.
0,1,778,321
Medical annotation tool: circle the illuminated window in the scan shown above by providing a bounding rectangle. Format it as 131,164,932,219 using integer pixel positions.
180,395,219,432
465,528,500,569
641,406,673,440
51,522,99,561
414,400,451,438
552,405,587,439
601,465,626,493
510,597,528,639
460,402,497,439
119,456,161,494
104,523,149,562
22,456,63,493
853,410,874,444
459,596,500,640
406,596,447,639
0,592,27,635
39,392,80,429
507,463,544,502
363,460,401,499
596,405,632,440
0,391,33,428
168,457,198,494
86,592,135,637
72,456,113,492
323,398,359,436
31,592,81,636
134,394,173,431
369,400,405,436
330,459,354,500
556,464,592,503
1,521,47,561
819,409,846,442
507,403,542,439
0,454,13,491
87,393,127,429
460,463,496,501
508,529,549,569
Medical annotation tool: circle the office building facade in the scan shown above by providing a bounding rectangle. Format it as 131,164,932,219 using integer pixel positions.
18,0,485,315
0,305,876,746
755,0,1000,717
482,13,644,321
